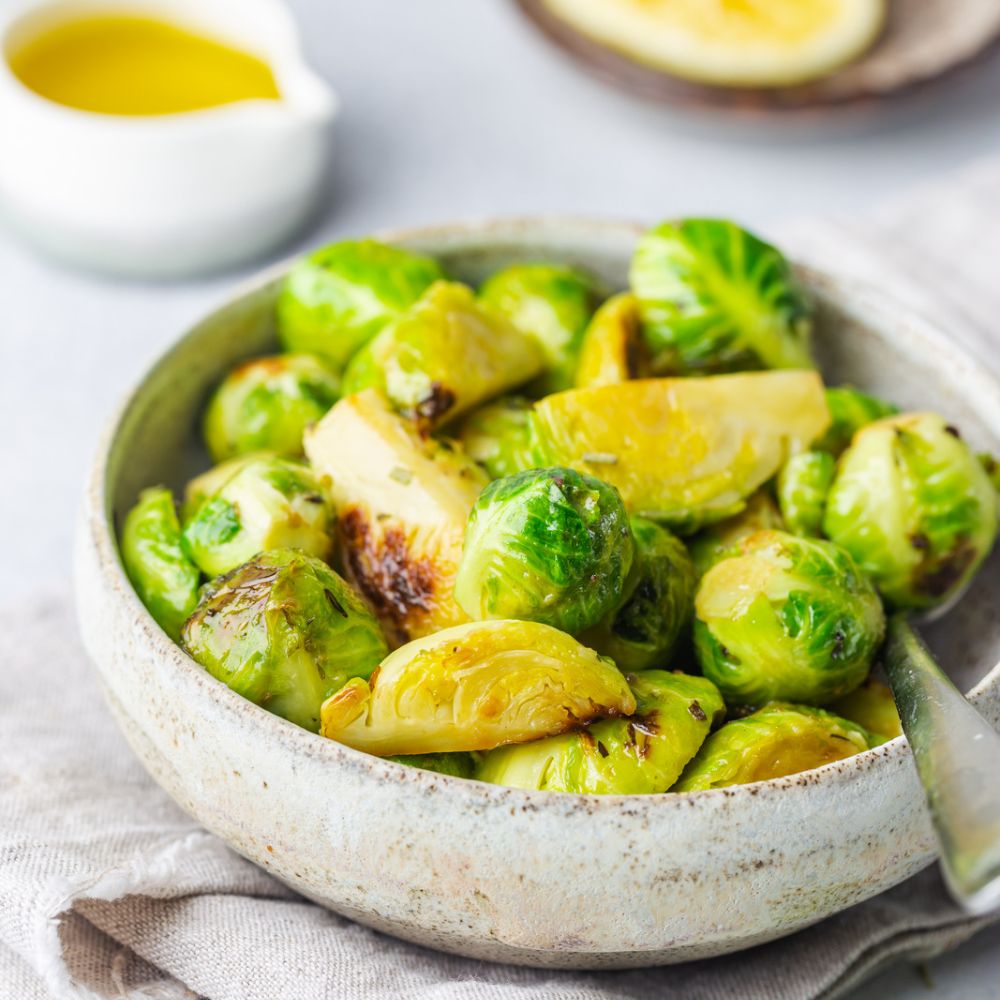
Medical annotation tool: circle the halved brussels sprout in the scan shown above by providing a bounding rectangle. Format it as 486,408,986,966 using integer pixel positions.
688,490,784,577
182,549,388,732
531,371,829,531
823,413,998,611
574,292,651,388
304,389,489,643
340,281,545,429
580,517,695,671
319,619,636,755
478,263,599,393
694,529,885,706
815,386,899,456
672,703,881,791
629,219,814,374
777,450,835,538
828,678,902,743
181,451,275,522
202,354,339,463
276,240,444,371
181,456,333,578
454,468,634,635
388,752,478,778
477,670,723,794
121,486,201,641
455,395,535,480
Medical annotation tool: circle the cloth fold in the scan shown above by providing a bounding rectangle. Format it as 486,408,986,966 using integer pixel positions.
4,155,1000,999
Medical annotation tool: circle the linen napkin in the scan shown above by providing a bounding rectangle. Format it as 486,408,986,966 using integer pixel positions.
3,154,1000,1000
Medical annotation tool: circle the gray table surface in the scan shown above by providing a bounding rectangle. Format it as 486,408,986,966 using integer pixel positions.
1,0,999,995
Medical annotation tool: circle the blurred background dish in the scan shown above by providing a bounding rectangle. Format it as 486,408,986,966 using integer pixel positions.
516,0,1000,112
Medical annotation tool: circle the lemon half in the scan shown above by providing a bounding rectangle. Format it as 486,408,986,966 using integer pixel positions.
542,0,887,87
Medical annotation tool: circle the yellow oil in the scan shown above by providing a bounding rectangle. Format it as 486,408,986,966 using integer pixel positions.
8,15,281,115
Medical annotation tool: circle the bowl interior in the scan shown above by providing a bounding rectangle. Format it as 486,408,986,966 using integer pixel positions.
105,219,1000,701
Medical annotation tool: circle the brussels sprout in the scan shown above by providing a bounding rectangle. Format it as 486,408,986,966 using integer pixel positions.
580,518,695,671
828,678,902,743
304,389,489,643
319,619,636,755
574,292,651,388
777,450,835,538
121,487,201,641
694,530,885,706
530,371,829,532
182,549,388,731
276,240,444,371
823,413,998,611
688,490,784,576
202,354,339,463
454,468,634,635
479,263,599,393
478,670,723,794
815,386,899,456
181,451,275,522
979,453,1000,493
340,281,545,429
629,219,814,374
455,396,535,480
181,456,333,578
388,752,478,778
672,703,881,791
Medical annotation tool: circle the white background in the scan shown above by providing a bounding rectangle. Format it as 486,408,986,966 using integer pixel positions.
1,1,999,995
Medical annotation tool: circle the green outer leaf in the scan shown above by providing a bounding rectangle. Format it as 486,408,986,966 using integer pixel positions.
182,549,388,732
121,487,201,641
388,753,478,778
476,670,724,794
276,240,444,371
479,263,599,394
455,395,536,480
694,530,885,706
688,490,784,577
814,385,899,456
630,218,814,374
777,450,835,538
454,467,634,635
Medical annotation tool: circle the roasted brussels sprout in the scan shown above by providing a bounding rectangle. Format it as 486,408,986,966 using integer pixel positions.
121,487,201,641
182,549,388,732
694,530,885,706
276,239,444,371
340,281,545,429
531,371,829,531
181,456,333,578
777,450,835,538
688,490,784,577
815,386,899,456
319,620,636,755
478,670,723,794
456,395,535,480
629,219,814,374
454,468,634,635
181,451,274,522
672,703,881,791
580,517,695,671
304,389,488,643
824,413,998,611
387,752,478,778
202,354,339,463
574,292,650,388
479,263,599,393
828,678,902,743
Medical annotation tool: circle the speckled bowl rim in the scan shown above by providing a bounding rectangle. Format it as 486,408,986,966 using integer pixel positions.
85,216,1000,815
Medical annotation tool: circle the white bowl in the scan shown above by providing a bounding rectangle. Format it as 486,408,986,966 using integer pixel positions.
75,218,1000,968
0,0,337,277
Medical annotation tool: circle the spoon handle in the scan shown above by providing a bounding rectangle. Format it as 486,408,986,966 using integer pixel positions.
884,614,1000,914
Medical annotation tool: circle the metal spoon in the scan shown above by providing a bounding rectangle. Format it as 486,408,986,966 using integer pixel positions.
884,613,1000,913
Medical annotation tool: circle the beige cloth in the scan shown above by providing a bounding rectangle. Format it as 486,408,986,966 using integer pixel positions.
3,157,1000,999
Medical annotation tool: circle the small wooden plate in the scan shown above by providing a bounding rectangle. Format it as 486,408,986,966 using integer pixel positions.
516,0,1000,112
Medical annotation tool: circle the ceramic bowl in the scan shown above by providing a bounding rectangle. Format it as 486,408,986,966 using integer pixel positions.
75,218,1000,969
0,0,337,278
